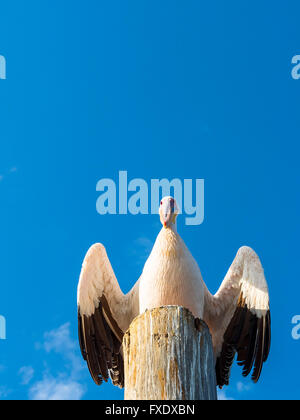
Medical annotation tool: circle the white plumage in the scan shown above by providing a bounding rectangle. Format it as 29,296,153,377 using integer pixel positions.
77,196,270,388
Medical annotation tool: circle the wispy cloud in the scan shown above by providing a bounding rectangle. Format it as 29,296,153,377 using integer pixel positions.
0,386,10,399
18,366,34,385
43,323,75,352
29,376,85,401
130,236,154,267
135,236,153,254
28,323,86,400
236,381,252,393
217,382,252,400
217,388,235,400
0,166,17,183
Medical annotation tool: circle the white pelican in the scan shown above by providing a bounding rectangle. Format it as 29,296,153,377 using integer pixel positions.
77,196,270,388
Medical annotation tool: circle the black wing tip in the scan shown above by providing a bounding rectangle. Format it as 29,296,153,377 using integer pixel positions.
77,300,125,389
216,295,271,387
78,308,87,360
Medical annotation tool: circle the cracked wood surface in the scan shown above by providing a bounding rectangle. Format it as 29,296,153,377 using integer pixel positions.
123,306,217,400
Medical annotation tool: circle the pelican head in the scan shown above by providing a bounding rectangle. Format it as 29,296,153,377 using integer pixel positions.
159,196,179,229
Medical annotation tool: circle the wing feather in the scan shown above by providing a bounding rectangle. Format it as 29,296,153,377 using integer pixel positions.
77,243,139,388
204,246,271,387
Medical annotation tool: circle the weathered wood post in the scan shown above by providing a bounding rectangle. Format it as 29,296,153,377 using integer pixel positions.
123,306,217,400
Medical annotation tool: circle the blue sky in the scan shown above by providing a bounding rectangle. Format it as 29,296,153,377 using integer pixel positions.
0,1,300,400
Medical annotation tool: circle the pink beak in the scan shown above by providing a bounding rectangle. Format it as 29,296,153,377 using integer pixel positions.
161,198,175,228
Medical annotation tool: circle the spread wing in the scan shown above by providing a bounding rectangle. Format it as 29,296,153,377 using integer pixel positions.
203,246,271,388
77,243,139,387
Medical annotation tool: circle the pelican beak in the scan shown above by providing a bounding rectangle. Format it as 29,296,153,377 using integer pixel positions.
161,199,176,228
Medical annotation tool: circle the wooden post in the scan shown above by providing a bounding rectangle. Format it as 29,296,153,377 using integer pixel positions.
123,306,217,400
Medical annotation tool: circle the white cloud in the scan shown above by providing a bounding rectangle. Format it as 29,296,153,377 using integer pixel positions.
0,166,17,183
217,388,235,400
28,323,86,400
236,381,251,393
131,236,154,266
43,322,84,376
43,323,75,353
0,386,10,399
19,366,34,385
217,382,252,400
29,376,85,401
